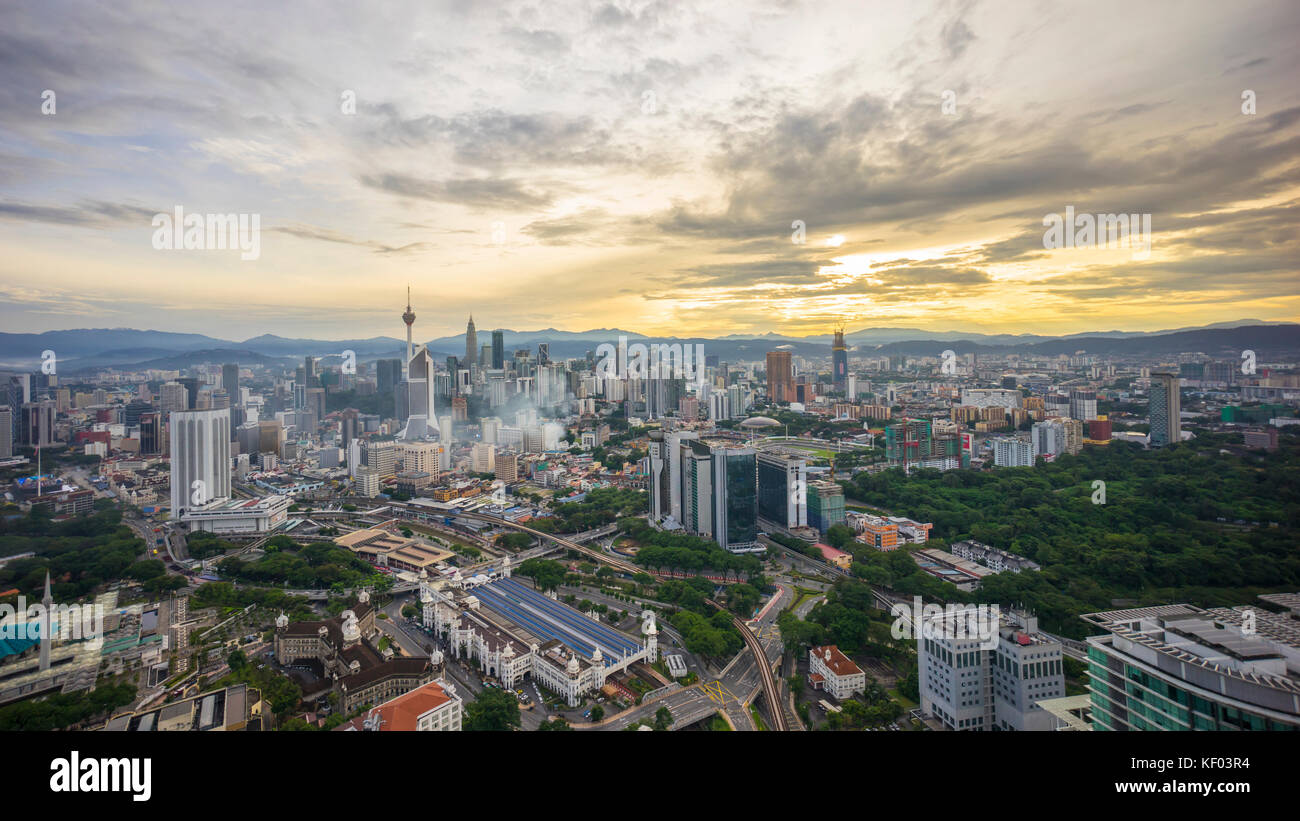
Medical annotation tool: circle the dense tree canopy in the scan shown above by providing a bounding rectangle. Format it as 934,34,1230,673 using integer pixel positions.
844,434,1300,637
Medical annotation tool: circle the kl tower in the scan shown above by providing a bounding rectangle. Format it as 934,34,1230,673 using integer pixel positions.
403,285,416,365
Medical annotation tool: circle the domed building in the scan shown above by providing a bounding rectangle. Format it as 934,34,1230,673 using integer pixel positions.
274,594,438,713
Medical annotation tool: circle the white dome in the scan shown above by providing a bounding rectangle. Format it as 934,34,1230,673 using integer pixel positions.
275,613,289,629
591,647,603,663
358,590,371,604
566,653,580,674
341,611,361,643
503,644,515,658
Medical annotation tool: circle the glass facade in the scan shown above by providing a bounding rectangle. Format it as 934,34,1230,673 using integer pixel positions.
1088,644,1298,731
724,452,757,548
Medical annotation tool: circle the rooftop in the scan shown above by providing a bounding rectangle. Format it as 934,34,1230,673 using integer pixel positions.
811,645,863,678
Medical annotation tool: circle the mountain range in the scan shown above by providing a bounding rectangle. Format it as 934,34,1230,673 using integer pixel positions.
0,320,1294,373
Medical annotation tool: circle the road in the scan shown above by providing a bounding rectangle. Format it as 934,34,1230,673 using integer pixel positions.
703,588,789,731
580,683,717,731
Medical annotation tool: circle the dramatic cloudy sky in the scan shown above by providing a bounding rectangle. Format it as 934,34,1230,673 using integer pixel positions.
1,0,1298,340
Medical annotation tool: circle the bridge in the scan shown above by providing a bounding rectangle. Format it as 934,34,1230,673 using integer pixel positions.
706,598,787,731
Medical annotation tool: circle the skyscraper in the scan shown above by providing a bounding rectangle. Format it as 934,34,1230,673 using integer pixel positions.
766,350,794,404
491,330,505,369
169,408,231,517
1149,372,1182,447
832,324,848,393
177,377,200,410
20,401,55,447
757,451,808,529
221,363,239,399
464,316,478,368
673,438,760,553
140,411,163,455
160,381,188,416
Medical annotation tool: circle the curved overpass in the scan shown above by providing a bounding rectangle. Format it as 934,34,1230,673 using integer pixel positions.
707,598,787,731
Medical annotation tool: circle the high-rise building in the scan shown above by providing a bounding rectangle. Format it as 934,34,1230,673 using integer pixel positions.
20,401,55,447
537,342,549,366
806,480,845,534
757,452,807,530
169,408,231,517
222,363,240,399
140,411,163,455
160,381,189,416
647,430,698,527
472,442,496,473
400,440,446,475
464,316,478,368
918,610,1065,732
491,330,505,370
766,350,794,404
178,377,200,410
993,437,1034,467
0,406,11,458
494,451,518,483
340,409,360,452
1149,372,1182,447
832,324,848,393
1031,419,1064,458
1069,389,1097,422
679,440,760,553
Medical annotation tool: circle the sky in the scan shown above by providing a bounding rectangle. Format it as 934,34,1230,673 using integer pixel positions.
1,0,1298,342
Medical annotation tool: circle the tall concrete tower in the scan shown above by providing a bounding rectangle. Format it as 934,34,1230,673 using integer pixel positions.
464,316,478,368
402,286,416,367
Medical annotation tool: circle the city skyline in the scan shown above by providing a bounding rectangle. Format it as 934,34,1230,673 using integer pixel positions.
1,0,1298,340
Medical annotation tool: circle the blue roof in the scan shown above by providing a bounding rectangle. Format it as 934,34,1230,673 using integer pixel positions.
473,577,641,664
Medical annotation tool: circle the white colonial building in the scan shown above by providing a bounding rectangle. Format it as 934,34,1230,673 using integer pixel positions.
809,645,867,700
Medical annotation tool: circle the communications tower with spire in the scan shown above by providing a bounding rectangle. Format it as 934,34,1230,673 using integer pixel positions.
402,285,416,367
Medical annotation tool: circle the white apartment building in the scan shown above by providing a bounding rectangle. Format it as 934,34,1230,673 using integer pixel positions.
169,408,231,517
992,437,1034,467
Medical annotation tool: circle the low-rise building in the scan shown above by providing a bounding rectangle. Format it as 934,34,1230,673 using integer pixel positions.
336,678,463,731
273,593,436,713
809,645,866,700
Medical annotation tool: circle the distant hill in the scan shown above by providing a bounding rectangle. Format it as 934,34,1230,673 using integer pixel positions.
871,325,1300,358
62,348,287,374
0,320,1294,371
